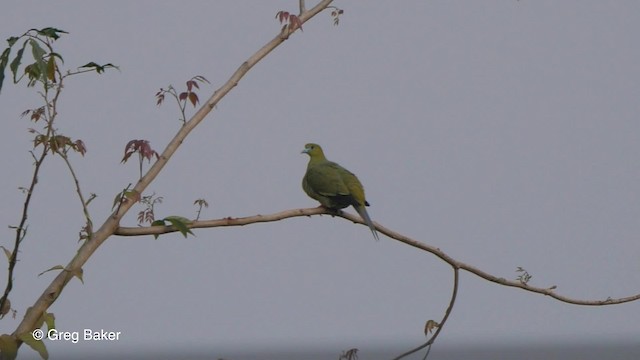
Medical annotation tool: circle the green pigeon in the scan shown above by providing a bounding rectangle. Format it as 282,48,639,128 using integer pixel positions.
301,143,379,240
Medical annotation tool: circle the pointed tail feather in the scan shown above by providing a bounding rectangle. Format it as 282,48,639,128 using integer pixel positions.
354,205,379,241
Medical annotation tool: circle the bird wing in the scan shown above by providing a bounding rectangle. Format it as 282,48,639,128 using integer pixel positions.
305,161,351,197
338,167,367,207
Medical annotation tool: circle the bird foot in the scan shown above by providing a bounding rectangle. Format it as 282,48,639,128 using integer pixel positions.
317,206,341,217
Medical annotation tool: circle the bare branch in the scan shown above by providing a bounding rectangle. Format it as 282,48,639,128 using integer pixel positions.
115,207,640,307
299,0,306,14
57,151,93,235
393,267,459,360
0,148,48,319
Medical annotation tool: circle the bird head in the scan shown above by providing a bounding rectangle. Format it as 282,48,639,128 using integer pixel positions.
301,143,326,159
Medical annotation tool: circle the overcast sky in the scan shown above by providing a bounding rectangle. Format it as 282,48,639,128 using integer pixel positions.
1,1,639,359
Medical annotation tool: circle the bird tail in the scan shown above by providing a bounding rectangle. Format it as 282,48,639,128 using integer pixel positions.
354,205,379,241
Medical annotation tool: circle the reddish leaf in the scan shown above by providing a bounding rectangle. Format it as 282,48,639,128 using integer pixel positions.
74,139,87,156
179,92,188,101
276,11,290,23
121,139,158,163
290,15,303,31
188,92,199,107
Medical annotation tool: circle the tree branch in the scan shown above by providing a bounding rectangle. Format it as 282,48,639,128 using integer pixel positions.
58,151,93,235
12,0,334,342
115,207,640,307
393,267,459,360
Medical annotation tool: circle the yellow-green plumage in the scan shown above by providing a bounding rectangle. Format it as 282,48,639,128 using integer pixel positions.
302,143,379,240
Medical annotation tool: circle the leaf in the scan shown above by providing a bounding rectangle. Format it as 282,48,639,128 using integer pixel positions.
193,75,210,84
28,39,47,82
17,332,48,360
424,319,439,335
0,47,11,93
24,63,40,86
0,334,18,360
0,246,12,261
164,216,194,238
188,92,198,107
151,219,166,227
48,52,64,64
79,62,118,74
6,36,19,47
156,92,165,106
193,199,209,207
121,139,158,163
40,312,56,331
46,56,56,83
151,219,166,239
289,15,303,32
36,27,68,40
9,40,28,82
112,191,123,210
74,139,87,156
37,265,64,277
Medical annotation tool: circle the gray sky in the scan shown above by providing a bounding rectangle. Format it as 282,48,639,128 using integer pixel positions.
1,1,639,358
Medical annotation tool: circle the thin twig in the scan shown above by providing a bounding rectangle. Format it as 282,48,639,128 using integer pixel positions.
0,148,48,318
393,267,459,360
58,151,93,235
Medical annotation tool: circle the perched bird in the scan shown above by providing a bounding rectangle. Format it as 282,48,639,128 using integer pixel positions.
301,143,379,240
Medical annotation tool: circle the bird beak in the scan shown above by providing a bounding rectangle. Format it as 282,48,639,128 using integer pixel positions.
301,148,309,154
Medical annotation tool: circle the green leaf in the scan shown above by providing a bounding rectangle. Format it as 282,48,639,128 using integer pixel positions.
0,47,11,94
165,215,191,224
49,51,64,64
18,332,48,360
6,36,19,47
79,62,118,74
151,219,166,227
151,219,166,239
24,63,41,86
28,39,47,83
37,265,64,277
112,189,138,211
36,27,68,40
42,312,56,331
112,191,123,210
0,334,18,360
164,216,194,238
9,40,28,83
